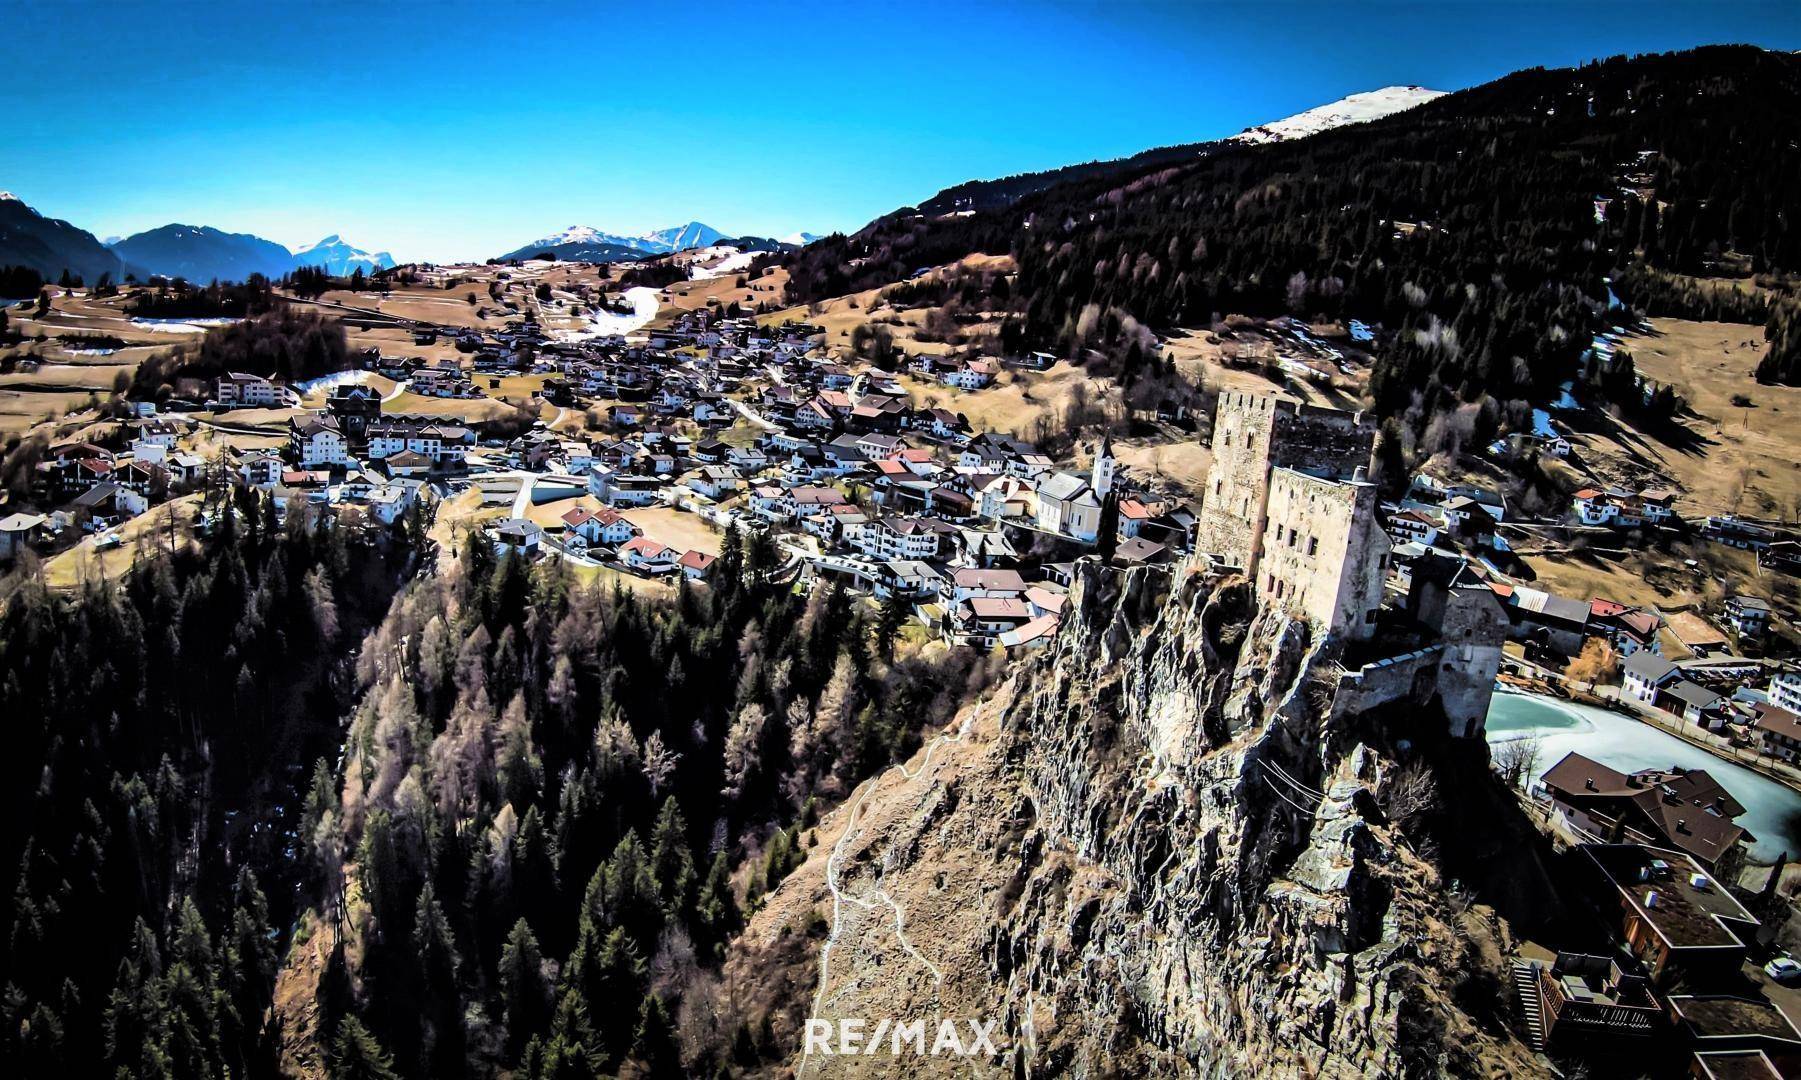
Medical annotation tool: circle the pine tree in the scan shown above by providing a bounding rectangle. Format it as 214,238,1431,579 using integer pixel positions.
328,1017,402,1080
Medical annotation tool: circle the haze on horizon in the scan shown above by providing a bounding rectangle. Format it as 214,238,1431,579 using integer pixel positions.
2,0,1795,264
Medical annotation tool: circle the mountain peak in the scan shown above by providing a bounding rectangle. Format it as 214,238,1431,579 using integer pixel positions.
1231,85,1447,145
0,191,20,203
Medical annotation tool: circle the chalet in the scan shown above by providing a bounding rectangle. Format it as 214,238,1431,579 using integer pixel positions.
1386,507,1442,547
240,453,284,489
560,506,639,549
874,559,945,600
73,482,148,521
1622,651,1679,703
850,517,939,561
1590,600,1663,658
950,567,1026,603
494,519,542,557
1502,586,1590,656
1536,753,1750,876
588,469,663,507
0,512,49,560
382,450,434,478
367,419,474,466
685,466,742,501
326,383,383,441
978,475,1031,521
1115,537,1169,566
1754,703,1801,764
951,596,1033,645
1662,679,1727,728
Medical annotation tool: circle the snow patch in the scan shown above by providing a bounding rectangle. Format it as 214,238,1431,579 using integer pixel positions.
1232,86,1447,145
555,286,660,341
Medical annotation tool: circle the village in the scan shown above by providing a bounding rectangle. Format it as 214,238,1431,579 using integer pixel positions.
6,251,1801,1073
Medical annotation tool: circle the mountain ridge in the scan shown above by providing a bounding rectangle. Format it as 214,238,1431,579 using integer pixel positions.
109,223,298,283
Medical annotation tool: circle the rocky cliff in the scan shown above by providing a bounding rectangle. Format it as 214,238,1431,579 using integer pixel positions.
726,560,1545,1077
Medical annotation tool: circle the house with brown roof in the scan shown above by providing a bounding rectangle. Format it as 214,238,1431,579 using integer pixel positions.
1538,753,1751,878
1753,703,1801,765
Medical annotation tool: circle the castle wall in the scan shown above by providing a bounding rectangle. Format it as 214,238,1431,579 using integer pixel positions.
1432,586,1510,737
1258,468,1389,641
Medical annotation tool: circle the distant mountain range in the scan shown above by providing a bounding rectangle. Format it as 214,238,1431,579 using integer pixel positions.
0,190,399,284
498,220,732,263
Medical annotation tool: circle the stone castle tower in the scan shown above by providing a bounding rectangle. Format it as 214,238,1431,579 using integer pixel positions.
1195,392,1388,642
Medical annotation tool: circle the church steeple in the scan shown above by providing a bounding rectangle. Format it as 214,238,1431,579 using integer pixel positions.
1091,432,1116,497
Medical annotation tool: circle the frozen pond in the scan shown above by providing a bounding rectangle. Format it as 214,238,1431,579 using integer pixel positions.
1486,691,1801,863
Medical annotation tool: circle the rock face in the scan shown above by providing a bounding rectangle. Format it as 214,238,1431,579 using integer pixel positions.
733,561,1542,1077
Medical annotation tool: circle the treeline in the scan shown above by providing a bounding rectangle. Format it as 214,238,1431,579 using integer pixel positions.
310,525,998,1076
132,307,350,397
1613,263,1776,324
619,263,687,289
1,264,45,299
0,496,415,1077
784,46,1801,429
125,275,283,319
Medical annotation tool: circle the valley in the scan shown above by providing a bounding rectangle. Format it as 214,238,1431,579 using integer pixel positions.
3,25,1801,1080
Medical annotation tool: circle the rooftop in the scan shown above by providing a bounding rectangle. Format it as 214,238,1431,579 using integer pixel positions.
1584,844,1757,951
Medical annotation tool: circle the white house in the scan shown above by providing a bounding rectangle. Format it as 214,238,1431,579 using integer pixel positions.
216,372,282,407
291,417,349,468
1622,651,1679,704
621,537,680,573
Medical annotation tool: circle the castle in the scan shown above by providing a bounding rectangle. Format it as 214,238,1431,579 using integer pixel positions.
1195,392,1390,642
1194,392,1505,737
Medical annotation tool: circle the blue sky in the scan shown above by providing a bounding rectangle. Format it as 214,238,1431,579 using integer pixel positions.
3,1,1796,263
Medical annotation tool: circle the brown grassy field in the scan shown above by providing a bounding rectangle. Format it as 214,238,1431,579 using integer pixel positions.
43,493,204,587
620,506,722,556
1590,316,1801,520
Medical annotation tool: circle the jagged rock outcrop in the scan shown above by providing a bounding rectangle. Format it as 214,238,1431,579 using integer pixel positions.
728,561,1543,1077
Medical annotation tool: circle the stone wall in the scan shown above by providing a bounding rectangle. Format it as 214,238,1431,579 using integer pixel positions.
1194,391,1376,574
1257,467,1390,642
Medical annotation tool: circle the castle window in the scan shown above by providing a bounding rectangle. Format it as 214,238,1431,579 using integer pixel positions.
1307,537,1318,556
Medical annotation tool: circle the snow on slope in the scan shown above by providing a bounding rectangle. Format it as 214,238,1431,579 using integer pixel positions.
1231,86,1447,145
780,231,822,246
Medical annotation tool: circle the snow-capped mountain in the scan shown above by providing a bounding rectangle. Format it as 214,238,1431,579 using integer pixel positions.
641,221,724,252
780,231,823,246
1231,86,1447,144
293,234,395,276
498,221,729,263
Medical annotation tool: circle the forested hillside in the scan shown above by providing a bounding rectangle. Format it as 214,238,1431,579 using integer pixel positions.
786,47,1801,413
0,496,419,1076
291,526,999,1076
